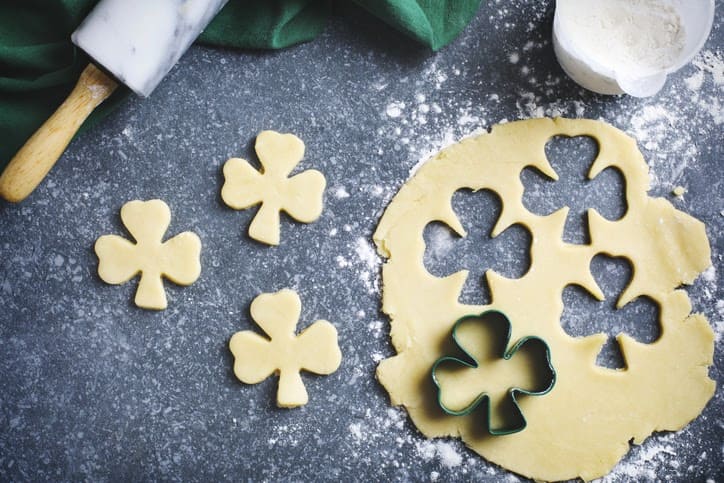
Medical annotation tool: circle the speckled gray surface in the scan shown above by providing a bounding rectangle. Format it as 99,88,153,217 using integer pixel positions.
1,2,722,481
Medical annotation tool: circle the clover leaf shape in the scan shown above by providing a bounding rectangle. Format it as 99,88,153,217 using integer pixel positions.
521,135,626,244
561,254,660,369
95,199,202,310
424,189,531,305
229,289,342,408
221,131,326,246
432,311,556,435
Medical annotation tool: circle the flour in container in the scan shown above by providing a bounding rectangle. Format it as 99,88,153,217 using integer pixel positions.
560,0,685,76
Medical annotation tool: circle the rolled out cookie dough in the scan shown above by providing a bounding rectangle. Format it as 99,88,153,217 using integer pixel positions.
374,118,714,481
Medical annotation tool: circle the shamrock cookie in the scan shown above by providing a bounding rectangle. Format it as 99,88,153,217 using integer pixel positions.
374,118,714,481
95,199,201,310
221,131,326,245
229,289,341,407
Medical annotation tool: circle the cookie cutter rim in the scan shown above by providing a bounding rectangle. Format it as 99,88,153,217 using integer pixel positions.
430,309,557,436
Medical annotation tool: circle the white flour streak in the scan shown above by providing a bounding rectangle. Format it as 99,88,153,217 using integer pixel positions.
353,237,380,295
355,237,378,270
684,71,704,91
386,101,405,118
435,441,463,468
692,50,724,85
333,186,350,199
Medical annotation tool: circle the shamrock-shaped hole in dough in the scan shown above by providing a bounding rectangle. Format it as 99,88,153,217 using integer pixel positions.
95,200,201,310
229,289,341,408
221,131,326,246
424,189,531,306
561,254,661,369
521,135,627,244
432,311,555,435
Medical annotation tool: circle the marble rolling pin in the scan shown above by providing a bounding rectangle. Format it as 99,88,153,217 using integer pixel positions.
0,0,228,203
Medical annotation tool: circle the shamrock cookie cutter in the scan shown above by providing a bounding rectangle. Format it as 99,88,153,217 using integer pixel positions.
431,310,556,435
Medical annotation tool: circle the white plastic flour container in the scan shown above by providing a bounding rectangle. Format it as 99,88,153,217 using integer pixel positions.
553,0,715,97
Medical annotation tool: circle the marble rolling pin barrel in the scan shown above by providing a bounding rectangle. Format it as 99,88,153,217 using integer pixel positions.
0,0,228,203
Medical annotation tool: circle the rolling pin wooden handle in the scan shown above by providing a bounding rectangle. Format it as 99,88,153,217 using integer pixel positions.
0,63,118,203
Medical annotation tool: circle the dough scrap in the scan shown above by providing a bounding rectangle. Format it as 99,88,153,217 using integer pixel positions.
373,118,714,481
221,131,326,246
229,289,342,408
95,199,202,310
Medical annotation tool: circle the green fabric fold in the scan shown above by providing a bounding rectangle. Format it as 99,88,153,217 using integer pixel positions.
356,0,480,51
0,0,481,170
199,0,329,50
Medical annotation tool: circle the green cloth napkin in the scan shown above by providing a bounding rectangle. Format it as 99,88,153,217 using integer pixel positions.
0,0,481,171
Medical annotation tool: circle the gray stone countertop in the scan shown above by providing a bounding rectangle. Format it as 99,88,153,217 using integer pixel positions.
1,2,722,481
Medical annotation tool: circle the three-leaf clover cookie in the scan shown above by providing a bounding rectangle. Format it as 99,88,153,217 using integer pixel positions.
95,199,202,310
229,289,342,408
221,131,326,246
432,311,556,435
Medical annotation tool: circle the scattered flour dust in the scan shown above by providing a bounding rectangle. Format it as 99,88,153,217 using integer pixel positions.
266,422,304,448
701,265,716,283
435,441,464,468
682,49,724,125
715,300,724,343
696,264,720,325
601,438,682,482
415,439,463,468
354,237,377,268
619,49,722,186
380,58,491,182
332,236,380,295
424,223,457,262
684,70,705,91
349,422,364,440
699,264,723,343
346,406,481,475
692,50,724,86
370,351,385,363
407,130,458,179
333,186,350,199
338,237,379,295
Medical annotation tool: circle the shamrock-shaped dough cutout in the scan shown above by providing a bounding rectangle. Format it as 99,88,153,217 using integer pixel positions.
221,131,326,245
229,289,341,408
95,199,201,310
432,311,556,435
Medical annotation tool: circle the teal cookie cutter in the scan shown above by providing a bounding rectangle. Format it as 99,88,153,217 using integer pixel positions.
431,310,556,436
